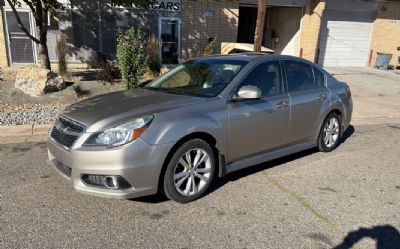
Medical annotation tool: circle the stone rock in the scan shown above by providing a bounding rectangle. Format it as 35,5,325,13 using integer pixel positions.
14,66,66,97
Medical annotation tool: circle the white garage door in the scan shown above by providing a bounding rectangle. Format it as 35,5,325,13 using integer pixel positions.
318,10,374,67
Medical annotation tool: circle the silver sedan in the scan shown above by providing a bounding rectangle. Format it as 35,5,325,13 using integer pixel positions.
48,54,352,203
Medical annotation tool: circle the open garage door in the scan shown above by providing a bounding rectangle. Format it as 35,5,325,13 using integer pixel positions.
318,10,374,67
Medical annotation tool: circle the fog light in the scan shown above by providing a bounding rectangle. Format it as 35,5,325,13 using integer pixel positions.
82,174,131,189
104,176,119,189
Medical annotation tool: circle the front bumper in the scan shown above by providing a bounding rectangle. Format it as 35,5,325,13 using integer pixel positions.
47,137,174,199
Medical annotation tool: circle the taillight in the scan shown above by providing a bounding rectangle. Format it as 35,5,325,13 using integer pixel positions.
346,86,351,97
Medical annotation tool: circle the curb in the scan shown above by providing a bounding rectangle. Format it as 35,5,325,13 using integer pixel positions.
0,124,51,138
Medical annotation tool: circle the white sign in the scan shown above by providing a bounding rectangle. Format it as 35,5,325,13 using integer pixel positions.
150,0,181,12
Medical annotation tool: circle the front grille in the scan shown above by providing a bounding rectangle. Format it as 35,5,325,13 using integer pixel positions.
50,116,85,149
58,116,84,133
51,127,78,148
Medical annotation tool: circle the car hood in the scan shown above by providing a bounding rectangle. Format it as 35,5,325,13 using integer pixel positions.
62,88,206,132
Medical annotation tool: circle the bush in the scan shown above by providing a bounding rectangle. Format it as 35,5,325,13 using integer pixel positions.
116,28,147,89
56,33,68,76
147,34,161,76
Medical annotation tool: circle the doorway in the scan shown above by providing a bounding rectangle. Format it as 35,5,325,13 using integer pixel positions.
237,5,302,56
237,6,258,44
159,17,180,65
265,7,302,55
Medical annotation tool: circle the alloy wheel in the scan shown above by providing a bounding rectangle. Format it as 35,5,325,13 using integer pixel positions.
323,117,340,148
173,148,212,196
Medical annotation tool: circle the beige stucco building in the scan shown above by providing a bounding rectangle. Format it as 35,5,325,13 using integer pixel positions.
0,0,399,68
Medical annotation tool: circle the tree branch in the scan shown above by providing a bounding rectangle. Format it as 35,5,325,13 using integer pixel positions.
21,0,37,21
6,0,40,43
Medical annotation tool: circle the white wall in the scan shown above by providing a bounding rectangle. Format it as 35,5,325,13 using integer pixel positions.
264,7,302,55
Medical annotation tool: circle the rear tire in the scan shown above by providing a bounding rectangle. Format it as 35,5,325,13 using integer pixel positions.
318,113,342,152
162,139,216,203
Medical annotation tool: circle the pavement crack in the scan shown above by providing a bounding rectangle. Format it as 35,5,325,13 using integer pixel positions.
265,174,342,235
264,174,361,249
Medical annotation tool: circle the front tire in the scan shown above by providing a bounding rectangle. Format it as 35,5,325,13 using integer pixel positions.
318,113,342,152
162,139,216,203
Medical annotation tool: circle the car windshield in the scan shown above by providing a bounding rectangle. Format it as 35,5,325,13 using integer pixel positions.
145,59,248,97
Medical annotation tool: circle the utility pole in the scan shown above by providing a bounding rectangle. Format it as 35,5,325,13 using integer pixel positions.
254,0,267,52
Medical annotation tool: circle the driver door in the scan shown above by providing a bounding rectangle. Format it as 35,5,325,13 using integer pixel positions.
227,60,290,162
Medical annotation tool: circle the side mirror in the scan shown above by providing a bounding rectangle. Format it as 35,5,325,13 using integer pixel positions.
233,85,262,101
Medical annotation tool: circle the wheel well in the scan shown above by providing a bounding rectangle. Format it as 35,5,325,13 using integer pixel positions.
329,109,342,119
157,132,220,193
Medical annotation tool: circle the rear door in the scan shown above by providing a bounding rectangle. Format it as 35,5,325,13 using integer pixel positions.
227,60,290,162
283,60,329,143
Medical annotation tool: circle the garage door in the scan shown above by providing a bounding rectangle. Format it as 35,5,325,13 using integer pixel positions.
318,10,374,67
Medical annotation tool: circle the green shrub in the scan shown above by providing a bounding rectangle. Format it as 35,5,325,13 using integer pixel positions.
116,28,148,89
56,33,68,76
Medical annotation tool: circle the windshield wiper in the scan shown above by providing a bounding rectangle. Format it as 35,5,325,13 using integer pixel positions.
145,87,210,98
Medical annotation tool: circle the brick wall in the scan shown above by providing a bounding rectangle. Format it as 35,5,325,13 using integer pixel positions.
180,0,239,60
299,0,325,62
0,9,9,67
369,2,400,67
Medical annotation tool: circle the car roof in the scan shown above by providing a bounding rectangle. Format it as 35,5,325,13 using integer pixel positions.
194,53,302,62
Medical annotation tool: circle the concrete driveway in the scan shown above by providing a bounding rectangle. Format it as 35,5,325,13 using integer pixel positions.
327,67,400,124
0,67,399,249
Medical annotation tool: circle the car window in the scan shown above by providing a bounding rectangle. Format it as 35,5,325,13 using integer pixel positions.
284,60,316,92
326,74,338,88
313,66,325,88
146,59,247,97
238,61,282,96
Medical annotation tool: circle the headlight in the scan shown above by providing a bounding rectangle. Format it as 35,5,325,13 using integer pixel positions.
83,115,154,147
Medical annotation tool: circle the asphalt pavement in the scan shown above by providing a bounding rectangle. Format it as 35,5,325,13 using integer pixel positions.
1,67,400,249
0,122,399,249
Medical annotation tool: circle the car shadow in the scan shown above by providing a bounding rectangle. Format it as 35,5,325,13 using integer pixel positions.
210,125,355,194
129,148,320,204
209,147,320,194
333,225,400,249
341,125,355,144
132,194,169,204
131,125,355,204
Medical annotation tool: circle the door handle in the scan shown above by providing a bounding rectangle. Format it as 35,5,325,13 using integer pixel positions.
275,101,288,109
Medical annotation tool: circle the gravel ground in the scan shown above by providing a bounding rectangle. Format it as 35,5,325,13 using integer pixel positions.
0,104,64,125
0,78,123,126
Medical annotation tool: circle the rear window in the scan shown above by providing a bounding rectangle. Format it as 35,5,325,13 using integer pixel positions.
326,74,339,88
284,61,316,92
313,67,325,88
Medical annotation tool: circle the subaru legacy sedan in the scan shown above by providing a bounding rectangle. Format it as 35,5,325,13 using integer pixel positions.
48,54,352,203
